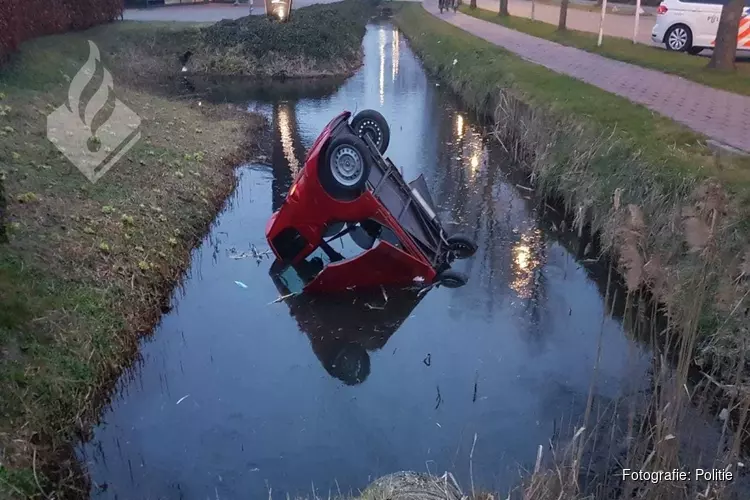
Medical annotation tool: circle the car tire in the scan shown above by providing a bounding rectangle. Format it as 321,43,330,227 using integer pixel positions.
350,109,391,155
446,234,477,259
687,46,704,56
437,269,468,288
320,134,372,201
665,24,692,52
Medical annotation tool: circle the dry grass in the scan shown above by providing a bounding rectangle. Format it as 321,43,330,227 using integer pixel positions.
0,21,270,500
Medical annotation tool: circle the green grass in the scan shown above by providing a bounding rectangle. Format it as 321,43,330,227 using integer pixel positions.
0,17,268,499
459,5,750,96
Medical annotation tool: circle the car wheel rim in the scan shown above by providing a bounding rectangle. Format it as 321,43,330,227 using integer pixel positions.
356,119,382,149
331,145,364,187
669,28,687,50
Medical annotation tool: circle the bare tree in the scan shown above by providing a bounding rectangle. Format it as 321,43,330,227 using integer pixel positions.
558,0,570,30
499,0,510,16
708,0,744,70
470,0,477,9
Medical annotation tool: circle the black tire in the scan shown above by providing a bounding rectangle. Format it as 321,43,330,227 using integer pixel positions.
664,24,692,52
350,109,390,155
447,234,477,259
437,269,468,288
327,344,371,386
687,46,704,56
320,134,372,201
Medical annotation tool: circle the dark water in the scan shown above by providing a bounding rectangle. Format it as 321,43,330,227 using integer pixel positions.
79,23,651,499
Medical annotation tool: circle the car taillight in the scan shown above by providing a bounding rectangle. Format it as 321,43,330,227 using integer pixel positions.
657,4,668,14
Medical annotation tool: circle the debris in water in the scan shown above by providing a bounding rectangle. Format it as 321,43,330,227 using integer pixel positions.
436,422,442,428
268,293,296,305
176,395,190,405
365,303,385,310
413,276,425,283
435,385,442,409
234,281,248,289
719,408,729,421
381,285,389,304
423,353,431,367
473,372,478,402
452,59,458,65
516,184,534,192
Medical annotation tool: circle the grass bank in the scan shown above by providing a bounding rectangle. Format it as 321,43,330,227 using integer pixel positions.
114,1,375,80
0,18,272,500
394,3,749,395
459,5,750,96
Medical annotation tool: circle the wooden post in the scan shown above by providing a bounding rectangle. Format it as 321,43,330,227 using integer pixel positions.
598,0,608,46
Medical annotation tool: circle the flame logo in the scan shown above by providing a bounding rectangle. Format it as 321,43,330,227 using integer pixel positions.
67,42,114,152
47,40,142,183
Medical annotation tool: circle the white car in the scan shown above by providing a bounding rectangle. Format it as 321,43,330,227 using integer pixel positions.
652,0,750,54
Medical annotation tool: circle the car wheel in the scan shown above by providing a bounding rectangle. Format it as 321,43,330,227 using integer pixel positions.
437,269,468,288
327,344,371,386
320,134,372,200
687,46,704,56
446,234,477,259
350,109,391,155
665,25,692,52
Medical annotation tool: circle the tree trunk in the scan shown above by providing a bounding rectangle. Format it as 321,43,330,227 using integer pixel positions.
708,0,744,70
499,0,509,16
470,0,477,9
558,0,569,30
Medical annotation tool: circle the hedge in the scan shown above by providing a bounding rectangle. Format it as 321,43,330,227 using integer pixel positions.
0,0,124,61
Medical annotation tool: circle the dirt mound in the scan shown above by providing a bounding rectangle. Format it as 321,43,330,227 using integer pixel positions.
360,472,464,500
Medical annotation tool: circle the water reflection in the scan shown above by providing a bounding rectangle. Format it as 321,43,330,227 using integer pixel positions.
278,103,302,176
511,229,544,300
271,101,306,211
391,28,399,82
379,26,387,105
270,262,425,385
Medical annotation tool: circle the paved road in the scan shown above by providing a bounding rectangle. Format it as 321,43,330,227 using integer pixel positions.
474,0,658,45
123,0,343,21
425,1,750,152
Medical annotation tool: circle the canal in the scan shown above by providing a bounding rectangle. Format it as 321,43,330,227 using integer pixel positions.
78,21,651,499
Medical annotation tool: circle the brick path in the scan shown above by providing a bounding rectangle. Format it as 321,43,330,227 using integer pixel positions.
424,1,750,153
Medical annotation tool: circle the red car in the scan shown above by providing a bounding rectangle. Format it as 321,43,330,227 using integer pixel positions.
265,109,476,294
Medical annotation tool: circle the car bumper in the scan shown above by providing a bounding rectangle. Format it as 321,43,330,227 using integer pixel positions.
651,23,666,44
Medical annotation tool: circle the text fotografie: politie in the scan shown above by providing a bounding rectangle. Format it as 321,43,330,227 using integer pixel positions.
622,469,733,483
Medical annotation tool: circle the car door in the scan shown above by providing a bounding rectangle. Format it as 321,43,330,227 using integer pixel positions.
693,0,724,48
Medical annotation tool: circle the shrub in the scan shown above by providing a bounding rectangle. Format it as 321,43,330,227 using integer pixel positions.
0,0,124,61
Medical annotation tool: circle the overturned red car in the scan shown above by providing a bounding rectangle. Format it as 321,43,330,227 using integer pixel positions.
265,109,477,294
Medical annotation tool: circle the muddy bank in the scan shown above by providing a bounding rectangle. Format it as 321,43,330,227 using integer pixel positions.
0,23,271,498
109,1,375,81
393,4,750,385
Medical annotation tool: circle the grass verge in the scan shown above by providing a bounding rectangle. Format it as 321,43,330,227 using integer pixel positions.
106,1,375,80
0,18,271,500
394,3,750,393
459,5,750,96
